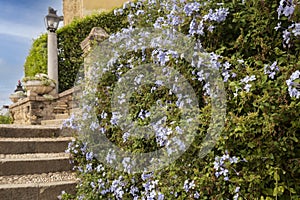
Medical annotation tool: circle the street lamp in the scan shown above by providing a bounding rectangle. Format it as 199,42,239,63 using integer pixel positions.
45,7,63,93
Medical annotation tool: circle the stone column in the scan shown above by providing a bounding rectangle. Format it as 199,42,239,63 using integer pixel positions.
80,27,109,76
47,31,59,93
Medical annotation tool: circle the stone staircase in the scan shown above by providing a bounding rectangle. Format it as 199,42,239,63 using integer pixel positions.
0,125,77,200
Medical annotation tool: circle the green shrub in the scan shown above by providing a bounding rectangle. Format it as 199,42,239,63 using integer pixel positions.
62,0,300,199
0,115,12,124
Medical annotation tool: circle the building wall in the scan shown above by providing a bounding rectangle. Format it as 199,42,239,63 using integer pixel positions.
63,0,129,25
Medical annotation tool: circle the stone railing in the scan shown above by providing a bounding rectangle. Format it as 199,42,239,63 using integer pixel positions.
9,87,77,125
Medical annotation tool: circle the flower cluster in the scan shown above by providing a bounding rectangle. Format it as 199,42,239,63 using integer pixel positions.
286,70,300,98
275,0,300,48
213,151,243,181
277,0,295,19
203,7,230,23
183,179,195,192
240,75,256,93
184,2,201,16
264,61,279,79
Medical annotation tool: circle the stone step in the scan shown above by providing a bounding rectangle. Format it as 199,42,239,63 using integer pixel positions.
0,153,72,176
41,119,66,126
0,137,73,154
0,125,63,138
55,113,70,120
0,180,77,200
0,171,76,185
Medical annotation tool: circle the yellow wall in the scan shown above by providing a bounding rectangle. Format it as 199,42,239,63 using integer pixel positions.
83,0,128,10
63,0,129,25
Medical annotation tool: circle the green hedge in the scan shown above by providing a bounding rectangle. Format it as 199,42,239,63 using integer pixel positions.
24,11,127,92
0,115,12,124
60,0,300,199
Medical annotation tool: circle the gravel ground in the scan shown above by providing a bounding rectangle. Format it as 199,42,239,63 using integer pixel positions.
0,171,77,185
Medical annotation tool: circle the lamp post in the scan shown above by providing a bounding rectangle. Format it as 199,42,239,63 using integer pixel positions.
45,7,63,93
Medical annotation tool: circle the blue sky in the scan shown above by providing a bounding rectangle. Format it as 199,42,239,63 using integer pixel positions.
0,0,62,107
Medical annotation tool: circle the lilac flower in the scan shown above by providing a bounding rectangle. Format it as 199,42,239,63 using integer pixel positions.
194,191,200,199
244,84,252,92
203,8,229,23
183,180,195,192
277,0,295,19
96,164,104,172
122,157,132,173
233,187,241,200
208,25,215,32
114,8,124,16
85,163,92,172
136,10,145,15
283,6,295,17
90,121,99,131
214,151,243,181
130,185,139,197
100,111,107,119
157,50,170,66
153,17,166,29
85,152,93,161
141,171,154,181
110,112,121,125
122,132,130,142
117,93,126,105
189,18,204,36
292,23,300,36
167,13,183,26
235,186,241,193
286,70,300,98
230,156,239,164
264,61,279,79
90,181,96,189
203,82,211,96
106,149,116,164
80,143,87,153
274,22,281,31
157,193,164,200
110,178,125,199
282,30,291,48
222,70,231,82
240,75,256,83
134,74,144,85
184,2,201,16
62,114,78,130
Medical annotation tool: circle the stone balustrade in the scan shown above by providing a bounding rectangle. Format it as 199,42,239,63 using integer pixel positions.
9,87,77,125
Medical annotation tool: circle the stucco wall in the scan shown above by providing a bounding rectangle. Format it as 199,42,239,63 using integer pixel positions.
63,0,129,25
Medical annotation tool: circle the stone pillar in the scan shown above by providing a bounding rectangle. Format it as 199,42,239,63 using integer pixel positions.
80,27,109,76
47,31,59,93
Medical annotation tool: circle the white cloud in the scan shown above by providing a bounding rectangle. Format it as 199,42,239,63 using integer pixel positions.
0,19,44,40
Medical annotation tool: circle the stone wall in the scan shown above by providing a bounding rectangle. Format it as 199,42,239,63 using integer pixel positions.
63,0,83,25
9,88,77,125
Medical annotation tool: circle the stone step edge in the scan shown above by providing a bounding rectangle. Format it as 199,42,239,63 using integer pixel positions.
0,157,73,176
0,180,77,200
41,119,66,126
0,137,74,142
0,180,78,189
0,171,77,185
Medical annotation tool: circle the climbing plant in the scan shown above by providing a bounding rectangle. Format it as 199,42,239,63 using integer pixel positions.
58,0,300,199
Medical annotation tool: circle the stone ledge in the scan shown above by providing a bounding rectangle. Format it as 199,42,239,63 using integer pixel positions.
0,180,77,200
9,87,77,125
